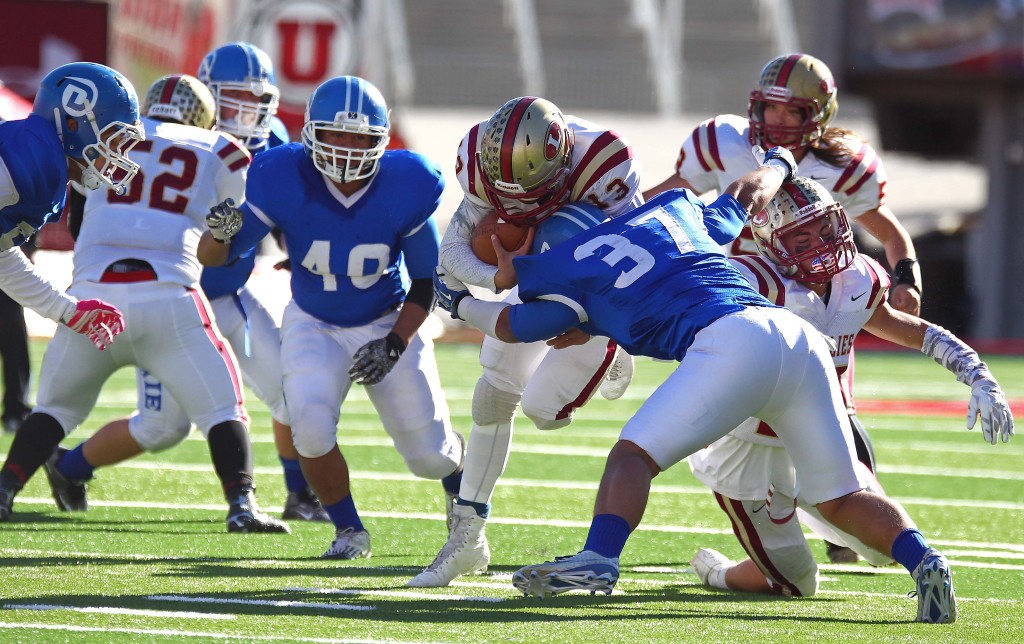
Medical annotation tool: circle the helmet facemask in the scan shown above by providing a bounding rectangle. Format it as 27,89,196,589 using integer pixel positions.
476,151,572,226
209,82,279,147
748,93,826,150
302,120,389,183
76,117,144,194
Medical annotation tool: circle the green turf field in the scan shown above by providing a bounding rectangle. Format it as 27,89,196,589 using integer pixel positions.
1,341,1021,642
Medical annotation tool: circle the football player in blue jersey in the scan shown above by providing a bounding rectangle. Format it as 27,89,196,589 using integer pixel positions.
434,149,959,624
94,43,327,522
0,62,146,521
0,62,143,354
198,75,465,560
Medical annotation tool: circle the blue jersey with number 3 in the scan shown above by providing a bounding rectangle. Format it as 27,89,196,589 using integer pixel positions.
512,190,775,361
227,143,444,326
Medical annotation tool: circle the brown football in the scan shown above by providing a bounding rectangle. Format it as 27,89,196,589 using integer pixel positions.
471,212,532,265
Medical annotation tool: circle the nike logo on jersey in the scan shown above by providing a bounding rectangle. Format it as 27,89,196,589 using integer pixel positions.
851,292,867,301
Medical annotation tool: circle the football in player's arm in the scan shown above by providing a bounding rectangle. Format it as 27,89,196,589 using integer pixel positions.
436,152,962,624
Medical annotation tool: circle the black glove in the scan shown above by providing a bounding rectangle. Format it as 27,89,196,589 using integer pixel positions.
349,332,406,385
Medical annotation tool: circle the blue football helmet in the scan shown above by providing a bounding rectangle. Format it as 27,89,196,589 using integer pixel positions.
197,42,280,147
31,61,144,193
532,202,607,254
302,76,390,183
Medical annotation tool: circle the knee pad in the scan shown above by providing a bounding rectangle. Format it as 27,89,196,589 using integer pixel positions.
471,379,521,426
128,412,193,452
290,404,339,458
393,422,461,479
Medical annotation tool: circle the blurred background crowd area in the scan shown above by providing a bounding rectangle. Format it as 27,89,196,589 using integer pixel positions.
3,0,1024,344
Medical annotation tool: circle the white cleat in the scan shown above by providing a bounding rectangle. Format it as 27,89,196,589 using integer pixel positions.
407,504,490,588
600,348,634,401
321,527,371,560
690,548,734,588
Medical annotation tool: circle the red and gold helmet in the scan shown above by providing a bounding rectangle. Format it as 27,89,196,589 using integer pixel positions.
143,74,216,130
748,53,838,150
750,177,856,284
476,96,574,226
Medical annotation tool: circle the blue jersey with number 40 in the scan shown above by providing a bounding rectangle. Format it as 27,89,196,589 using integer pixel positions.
513,190,775,362
228,143,444,326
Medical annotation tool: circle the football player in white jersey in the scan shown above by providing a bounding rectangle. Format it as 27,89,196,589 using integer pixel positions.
644,53,922,562
687,177,1013,600
408,97,643,588
93,43,326,522
2,74,289,533
198,75,464,561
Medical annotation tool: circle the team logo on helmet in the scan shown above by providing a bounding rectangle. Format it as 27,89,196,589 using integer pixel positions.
61,77,99,117
751,209,769,228
544,121,562,160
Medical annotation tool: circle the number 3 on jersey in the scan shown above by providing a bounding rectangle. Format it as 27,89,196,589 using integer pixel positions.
301,241,391,291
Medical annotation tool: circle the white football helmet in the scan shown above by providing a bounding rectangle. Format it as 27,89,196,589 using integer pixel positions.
750,176,856,284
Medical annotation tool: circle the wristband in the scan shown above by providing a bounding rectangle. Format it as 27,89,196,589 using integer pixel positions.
893,258,922,293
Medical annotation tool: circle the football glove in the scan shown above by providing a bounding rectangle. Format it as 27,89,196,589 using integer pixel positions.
433,266,470,319
967,379,1014,444
62,299,125,350
207,198,244,242
754,145,798,182
349,332,406,386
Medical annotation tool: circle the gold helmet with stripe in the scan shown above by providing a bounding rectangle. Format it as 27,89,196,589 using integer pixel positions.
143,74,216,130
750,176,856,283
476,96,574,226
748,53,838,150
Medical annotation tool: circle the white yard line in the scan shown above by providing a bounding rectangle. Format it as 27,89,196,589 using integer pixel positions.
147,595,373,612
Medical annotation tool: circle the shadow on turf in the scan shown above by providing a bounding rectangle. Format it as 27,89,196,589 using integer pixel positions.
2,585,905,626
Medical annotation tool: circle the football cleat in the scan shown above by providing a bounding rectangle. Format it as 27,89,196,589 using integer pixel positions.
912,548,957,623
512,550,619,598
825,540,860,564
0,482,15,522
690,548,734,589
226,490,291,534
408,503,490,588
282,487,330,522
321,527,372,560
43,447,88,511
600,348,634,401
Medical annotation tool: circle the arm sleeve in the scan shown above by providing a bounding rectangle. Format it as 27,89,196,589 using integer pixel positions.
0,247,77,321
225,202,273,262
438,199,501,292
508,299,581,343
400,216,441,279
701,193,748,244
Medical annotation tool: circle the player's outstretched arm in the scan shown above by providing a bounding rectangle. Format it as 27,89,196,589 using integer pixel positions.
642,174,695,202
866,302,1014,444
723,146,796,217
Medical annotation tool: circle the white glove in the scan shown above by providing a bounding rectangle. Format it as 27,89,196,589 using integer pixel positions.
967,379,1014,444
207,198,244,242
753,145,798,182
